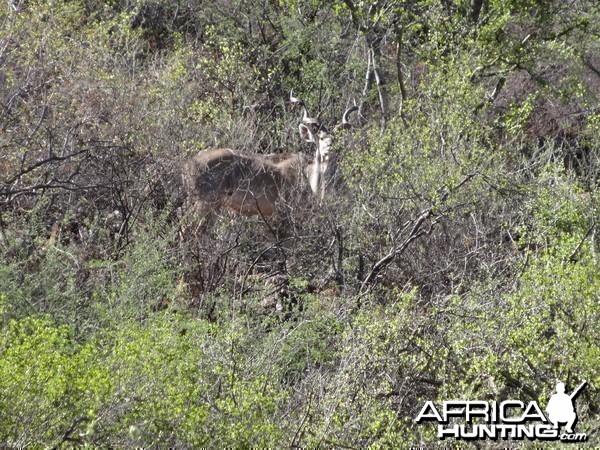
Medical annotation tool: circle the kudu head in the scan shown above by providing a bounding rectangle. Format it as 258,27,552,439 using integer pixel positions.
290,91,358,200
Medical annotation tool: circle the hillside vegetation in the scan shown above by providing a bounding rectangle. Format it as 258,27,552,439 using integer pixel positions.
0,0,598,447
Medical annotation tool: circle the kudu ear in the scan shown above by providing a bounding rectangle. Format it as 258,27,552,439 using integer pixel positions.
299,123,316,143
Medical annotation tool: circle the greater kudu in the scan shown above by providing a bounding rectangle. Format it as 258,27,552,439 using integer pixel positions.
182,95,357,223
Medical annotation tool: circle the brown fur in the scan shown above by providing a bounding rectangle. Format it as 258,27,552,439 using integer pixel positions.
182,148,311,217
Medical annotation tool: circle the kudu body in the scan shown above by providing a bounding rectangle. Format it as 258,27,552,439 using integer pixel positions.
182,96,356,220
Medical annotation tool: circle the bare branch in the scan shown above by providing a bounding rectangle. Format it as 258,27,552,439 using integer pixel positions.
3,148,92,186
359,174,477,293
360,207,436,293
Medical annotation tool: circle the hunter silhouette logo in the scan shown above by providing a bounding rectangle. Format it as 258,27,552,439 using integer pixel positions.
547,380,586,434
415,380,588,442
